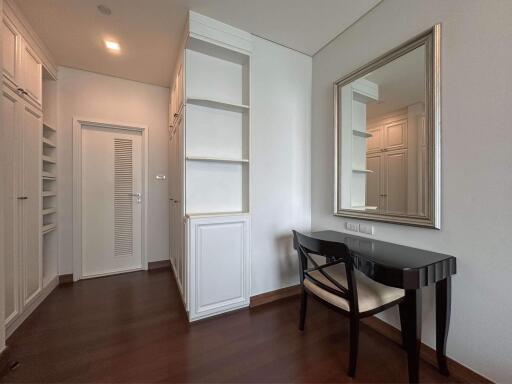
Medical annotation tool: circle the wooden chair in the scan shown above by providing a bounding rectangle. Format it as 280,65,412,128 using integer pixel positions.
293,230,405,377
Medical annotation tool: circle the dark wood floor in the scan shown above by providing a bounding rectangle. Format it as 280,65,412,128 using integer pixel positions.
1,268,459,383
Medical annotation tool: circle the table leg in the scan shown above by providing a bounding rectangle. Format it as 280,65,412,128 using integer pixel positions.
403,289,422,383
436,277,451,376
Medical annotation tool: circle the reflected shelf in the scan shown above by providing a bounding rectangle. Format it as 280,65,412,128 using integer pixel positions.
352,168,373,173
42,223,57,234
352,129,373,138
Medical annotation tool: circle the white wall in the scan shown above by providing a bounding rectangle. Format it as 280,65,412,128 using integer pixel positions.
311,0,512,381
251,36,312,295
57,67,170,273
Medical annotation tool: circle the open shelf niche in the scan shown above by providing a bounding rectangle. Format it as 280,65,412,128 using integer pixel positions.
41,73,58,287
184,35,250,216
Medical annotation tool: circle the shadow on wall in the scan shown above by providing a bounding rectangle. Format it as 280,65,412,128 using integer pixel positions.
276,234,300,284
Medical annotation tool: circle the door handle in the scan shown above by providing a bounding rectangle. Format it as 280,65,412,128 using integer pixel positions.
17,196,28,200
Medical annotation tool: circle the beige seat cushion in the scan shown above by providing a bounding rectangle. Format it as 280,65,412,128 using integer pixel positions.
303,263,404,313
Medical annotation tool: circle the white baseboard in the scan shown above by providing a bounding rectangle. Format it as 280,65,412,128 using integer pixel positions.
6,276,59,339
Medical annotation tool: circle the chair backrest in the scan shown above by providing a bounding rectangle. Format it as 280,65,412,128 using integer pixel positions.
293,230,359,313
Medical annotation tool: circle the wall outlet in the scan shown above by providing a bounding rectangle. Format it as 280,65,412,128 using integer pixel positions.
359,224,374,235
345,222,359,232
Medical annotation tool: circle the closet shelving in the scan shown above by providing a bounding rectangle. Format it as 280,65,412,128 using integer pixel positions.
185,42,250,216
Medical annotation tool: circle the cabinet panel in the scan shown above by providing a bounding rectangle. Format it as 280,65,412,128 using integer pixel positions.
367,125,382,153
384,119,407,150
21,40,42,107
2,86,20,324
366,153,382,210
2,16,19,86
188,215,250,320
384,150,408,214
20,103,42,305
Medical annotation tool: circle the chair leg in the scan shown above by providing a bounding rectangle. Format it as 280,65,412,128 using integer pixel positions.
348,317,360,377
299,289,308,331
399,302,407,349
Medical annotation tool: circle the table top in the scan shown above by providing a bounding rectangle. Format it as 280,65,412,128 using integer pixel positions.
310,230,457,289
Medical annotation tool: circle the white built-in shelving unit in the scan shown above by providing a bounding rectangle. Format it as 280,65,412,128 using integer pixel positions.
168,11,252,322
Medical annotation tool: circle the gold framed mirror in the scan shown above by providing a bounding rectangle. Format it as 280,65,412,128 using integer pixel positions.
334,24,441,228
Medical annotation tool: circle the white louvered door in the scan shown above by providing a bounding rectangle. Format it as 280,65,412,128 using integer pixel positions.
81,126,143,278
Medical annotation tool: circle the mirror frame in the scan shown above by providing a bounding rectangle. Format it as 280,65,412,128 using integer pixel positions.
333,24,441,228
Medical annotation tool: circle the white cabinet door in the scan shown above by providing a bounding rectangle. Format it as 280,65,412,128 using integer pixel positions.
19,101,42,306
367,125,382,153
366,153,382,211
20,39,42,107
2,85,21,325
2,16,20,88
384,119,407,151
383,149,408,215
188,214,250,321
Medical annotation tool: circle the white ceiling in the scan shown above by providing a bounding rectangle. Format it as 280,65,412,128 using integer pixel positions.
15,0,380,87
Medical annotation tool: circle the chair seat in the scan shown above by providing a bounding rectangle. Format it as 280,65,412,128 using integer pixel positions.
303,263,404,313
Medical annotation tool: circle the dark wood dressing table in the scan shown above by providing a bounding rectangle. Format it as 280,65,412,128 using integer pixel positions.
310,230,457,383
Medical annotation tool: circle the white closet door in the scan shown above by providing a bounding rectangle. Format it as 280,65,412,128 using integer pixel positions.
20,102,42,306
20,40,42,107
384,149,408,215
366,153,382,210
81,126,143,277
2,86,21,324
1,17,20,87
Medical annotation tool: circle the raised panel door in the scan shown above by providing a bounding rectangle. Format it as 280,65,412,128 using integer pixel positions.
2,86,21,324
188,214,250,321
20,40,42,107
20,102,42,306
366,126,382,153
2,17,20,87
366,153,382,211
384,119,407,150
384,149,408,215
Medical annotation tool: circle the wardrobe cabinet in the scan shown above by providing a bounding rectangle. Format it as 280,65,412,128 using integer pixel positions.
168,11,252,321
366,114,408,214
1,13,42,108
2,82,43,327
2,5,57,337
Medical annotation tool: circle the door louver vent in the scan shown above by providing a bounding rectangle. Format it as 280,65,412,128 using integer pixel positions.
114,138,133,257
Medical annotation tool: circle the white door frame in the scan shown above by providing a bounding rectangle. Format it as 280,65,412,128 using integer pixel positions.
73,117,149,281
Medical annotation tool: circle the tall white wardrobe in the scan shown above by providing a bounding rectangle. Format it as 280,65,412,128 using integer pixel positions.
1,0,59,337
169,12,251,321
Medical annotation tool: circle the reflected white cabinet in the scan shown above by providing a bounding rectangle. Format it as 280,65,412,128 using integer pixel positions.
1,13,42,107
188,214,250,321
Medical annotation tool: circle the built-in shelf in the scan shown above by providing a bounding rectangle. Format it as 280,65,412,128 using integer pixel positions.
351,206,378,211
186,156,249,164
42,138,56,148
43,123,56,132
352,169,373,173
42,155,56,164
42,223,57,234
42,191,56,197
42,171,56,180
42,208,56,216
352,129,373,138
187,97,249,113
186,211,249,219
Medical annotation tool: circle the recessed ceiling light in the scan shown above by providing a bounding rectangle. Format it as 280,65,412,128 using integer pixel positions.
104,40,121,52
97,4,112,15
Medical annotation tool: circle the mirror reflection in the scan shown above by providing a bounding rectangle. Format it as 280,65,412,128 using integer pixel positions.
338,45,428,217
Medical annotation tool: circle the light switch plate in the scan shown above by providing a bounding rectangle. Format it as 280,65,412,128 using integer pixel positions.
345,222,359,232
359,224,374,235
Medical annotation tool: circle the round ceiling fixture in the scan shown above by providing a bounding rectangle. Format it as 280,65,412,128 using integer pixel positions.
97,4,112,16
